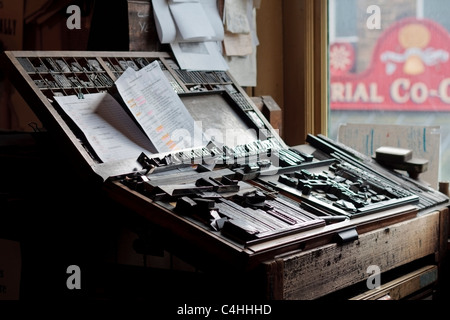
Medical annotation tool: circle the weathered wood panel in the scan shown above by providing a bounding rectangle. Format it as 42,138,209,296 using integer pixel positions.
127,0,160,51
250,96,282,137
266,211,440,300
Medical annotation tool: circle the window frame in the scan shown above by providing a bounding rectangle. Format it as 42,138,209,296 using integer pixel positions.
281,0,328,146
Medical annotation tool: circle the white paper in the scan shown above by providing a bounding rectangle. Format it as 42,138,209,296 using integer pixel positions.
152,0,227,70
223,32,253,56
226,49,257,87
152,0,177,44
169,1,215,41
152,0,224,44
199,0,225,41
171,41,229,71
224,0,251,34
248,2,259,47
115,60,205,152
54,92,155,163
223,3,258,85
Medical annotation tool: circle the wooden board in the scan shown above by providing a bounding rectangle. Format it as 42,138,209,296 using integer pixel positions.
250,96,283,137
127,0,160,52
439,207,449,263
265,210,441,300
350,265,438,300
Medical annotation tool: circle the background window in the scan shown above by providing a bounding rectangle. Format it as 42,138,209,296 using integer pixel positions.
330,0,358,41
422,0,450,31
329,0,450,188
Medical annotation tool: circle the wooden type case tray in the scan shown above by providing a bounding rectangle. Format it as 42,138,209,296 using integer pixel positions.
0,51,315,262
1,51,286,179
1,50,442,281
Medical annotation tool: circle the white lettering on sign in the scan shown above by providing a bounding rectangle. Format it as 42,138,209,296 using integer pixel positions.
391,78,450,104
333,78,450,106
331,82,384,103
390,78,410,103
439,78,450,103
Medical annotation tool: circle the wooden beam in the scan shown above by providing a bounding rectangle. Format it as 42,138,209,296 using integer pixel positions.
282,0,328,146
314,0,329,137
254,0,284,110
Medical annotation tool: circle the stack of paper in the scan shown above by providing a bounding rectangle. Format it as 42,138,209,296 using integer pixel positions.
152,0,259,85
223,0,259,87
152,0,228,71
55,61,206,163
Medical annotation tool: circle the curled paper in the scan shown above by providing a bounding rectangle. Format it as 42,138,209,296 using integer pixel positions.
152,0,224,44
152,0,177,44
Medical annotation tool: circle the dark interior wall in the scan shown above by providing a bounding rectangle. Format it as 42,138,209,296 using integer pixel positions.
87,0,129,51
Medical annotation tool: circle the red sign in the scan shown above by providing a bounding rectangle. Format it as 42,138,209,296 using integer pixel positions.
330,18,450,111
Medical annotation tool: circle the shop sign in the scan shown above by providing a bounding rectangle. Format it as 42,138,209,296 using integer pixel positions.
330,18,450,111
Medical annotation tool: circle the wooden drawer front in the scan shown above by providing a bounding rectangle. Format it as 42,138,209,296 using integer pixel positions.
350,265,438,300
266,211,440,300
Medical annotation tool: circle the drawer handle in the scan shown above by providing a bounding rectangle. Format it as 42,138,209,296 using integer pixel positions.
335,228,359,244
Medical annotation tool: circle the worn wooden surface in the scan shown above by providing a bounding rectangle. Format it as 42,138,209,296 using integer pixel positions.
250,96,283,137
265,210,441,300
127,0,160,52
350,265,438,300
438,207,449,264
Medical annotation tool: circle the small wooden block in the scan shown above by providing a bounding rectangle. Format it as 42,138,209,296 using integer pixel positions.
377,157,429,174
375,146,413,163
